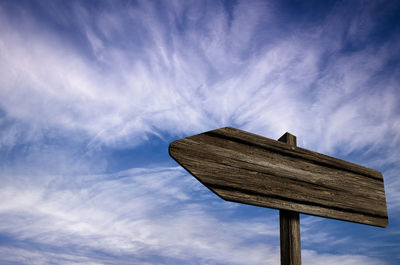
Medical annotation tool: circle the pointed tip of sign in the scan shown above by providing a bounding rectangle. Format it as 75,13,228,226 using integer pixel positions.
168,140,180,159
278,132,297,146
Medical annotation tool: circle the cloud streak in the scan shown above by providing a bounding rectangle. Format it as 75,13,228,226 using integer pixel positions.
0,0,398,151
0,167,279,264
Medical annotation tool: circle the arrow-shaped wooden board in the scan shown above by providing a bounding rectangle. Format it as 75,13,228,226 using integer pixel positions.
169,127,388,227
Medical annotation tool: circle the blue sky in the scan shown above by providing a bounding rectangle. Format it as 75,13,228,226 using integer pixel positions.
0,0,399,264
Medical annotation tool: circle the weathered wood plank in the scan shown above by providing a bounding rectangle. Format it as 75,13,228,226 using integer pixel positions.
169,127,388,227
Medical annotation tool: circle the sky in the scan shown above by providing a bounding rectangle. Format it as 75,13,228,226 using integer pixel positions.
0,0,399,264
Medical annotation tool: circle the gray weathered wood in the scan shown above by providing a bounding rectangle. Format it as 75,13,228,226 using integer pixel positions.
279,133,301,265
280,210,301,265
169,127,388,227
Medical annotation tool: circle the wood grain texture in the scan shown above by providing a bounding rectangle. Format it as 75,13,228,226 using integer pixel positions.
280,210,301,265
169,127,388,227
279,133,301,265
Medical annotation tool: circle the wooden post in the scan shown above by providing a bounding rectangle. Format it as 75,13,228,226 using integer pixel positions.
278,132,301,265
170,127,388,263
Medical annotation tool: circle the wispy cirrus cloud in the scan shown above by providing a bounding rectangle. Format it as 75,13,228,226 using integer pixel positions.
0,0,398,153
0,167,280,264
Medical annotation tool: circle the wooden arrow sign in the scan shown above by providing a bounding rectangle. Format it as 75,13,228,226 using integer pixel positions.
169,127,388,227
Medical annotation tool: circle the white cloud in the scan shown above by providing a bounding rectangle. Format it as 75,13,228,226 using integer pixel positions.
0,0,398,155
0,166,279,264
303,250,387,265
